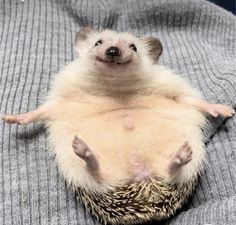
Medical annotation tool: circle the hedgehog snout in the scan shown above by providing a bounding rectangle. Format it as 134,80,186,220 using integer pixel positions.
106,46,121,58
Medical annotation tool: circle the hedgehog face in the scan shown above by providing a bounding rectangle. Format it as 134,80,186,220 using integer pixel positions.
74,27,163,76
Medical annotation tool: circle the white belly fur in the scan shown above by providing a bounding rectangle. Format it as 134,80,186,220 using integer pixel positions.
46,95,206,192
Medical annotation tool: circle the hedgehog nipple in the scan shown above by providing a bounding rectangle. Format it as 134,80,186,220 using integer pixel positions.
133,168,150,182
122,114,134,130
130,154,150,181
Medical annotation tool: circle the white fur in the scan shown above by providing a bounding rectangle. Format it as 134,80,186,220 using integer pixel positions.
45,30,206,192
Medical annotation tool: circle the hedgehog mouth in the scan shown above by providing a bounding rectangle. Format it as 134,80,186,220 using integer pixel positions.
96,57,131,66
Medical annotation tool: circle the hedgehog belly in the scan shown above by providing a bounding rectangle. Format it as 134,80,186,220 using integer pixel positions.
74,177,198,225
47,103,205,187
46,97,205,224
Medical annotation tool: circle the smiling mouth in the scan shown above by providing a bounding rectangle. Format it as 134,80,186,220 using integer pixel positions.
96,57,131,66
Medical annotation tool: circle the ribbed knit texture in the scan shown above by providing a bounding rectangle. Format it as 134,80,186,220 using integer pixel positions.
0,0,235,224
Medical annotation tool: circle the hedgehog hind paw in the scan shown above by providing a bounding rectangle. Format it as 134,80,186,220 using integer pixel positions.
72,135,100,174
168,141,192,175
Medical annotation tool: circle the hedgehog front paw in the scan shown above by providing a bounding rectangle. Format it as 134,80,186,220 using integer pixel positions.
72,135,100,174
168,141,192,175
206,104,235,118
1,114,31,124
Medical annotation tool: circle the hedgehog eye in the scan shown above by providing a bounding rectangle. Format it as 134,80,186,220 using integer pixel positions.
95,39,103,46
129,43,137,52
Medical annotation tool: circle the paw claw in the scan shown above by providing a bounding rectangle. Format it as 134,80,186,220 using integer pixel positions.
74,134,79,139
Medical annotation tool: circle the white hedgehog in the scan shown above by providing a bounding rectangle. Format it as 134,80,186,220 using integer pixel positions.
2,27,235,224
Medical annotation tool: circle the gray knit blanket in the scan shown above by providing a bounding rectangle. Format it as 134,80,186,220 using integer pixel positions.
0,0,235,224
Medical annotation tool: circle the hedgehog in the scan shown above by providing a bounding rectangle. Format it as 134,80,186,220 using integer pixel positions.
1,27,235,225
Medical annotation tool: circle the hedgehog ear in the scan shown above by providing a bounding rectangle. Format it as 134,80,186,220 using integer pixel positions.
75,27,95,52
141,37,163,63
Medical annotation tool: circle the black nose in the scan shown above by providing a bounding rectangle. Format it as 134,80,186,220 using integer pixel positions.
106,47,121,57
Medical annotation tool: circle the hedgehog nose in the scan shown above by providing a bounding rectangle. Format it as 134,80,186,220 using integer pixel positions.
106,47,121,57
